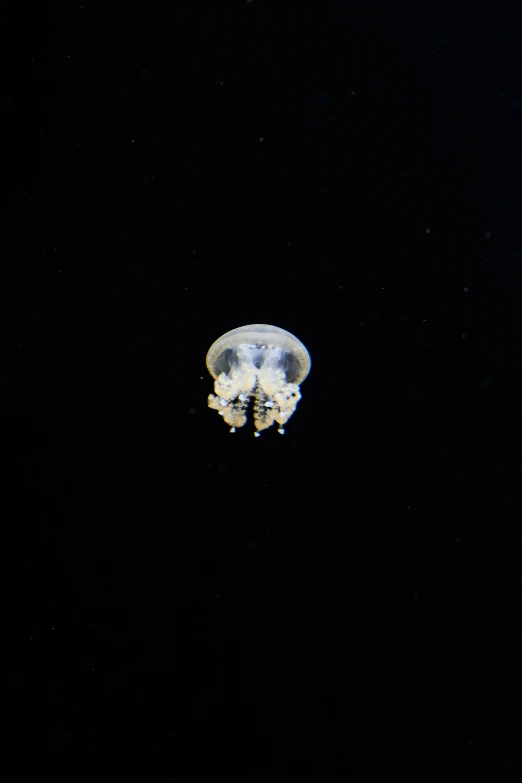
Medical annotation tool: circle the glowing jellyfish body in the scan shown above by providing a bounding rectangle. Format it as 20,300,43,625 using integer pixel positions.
206,324,311,436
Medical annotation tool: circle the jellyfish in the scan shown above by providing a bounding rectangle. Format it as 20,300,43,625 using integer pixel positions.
206,324,311,436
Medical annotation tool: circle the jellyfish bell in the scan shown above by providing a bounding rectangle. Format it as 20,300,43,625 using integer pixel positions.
206,324,311,435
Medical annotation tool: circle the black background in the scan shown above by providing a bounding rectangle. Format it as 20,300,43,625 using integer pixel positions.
3,1,521,779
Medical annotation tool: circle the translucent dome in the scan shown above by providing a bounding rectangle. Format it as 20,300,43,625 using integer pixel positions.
206,324,311,435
